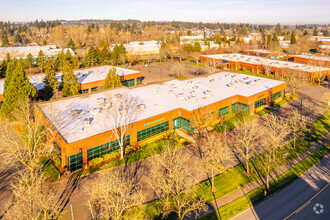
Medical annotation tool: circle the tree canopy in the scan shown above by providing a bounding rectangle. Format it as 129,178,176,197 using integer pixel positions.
103,67,122,89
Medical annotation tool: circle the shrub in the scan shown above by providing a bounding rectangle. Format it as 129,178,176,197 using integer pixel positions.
92,157,104,165
125,145,135,153
103,150,120,161
223,112,235,121
273,100,288,108
274,97,283,104
255,106,265,114
52,152,61,166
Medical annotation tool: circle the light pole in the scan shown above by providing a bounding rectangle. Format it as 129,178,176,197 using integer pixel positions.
223,125,227,167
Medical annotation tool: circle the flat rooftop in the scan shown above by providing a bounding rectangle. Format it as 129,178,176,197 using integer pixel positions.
0,65,141,96
201,54,330,73
38,72,285,144
289,54,330,62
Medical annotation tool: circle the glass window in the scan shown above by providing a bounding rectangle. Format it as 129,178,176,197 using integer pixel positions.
137,121,169,142
254,98,266,109
173,117,193,132
122,79,135,87
232,102,249,113
271,91,282,101
0,101,2,109
80,89,89,94
219,106,229,117
68,152,83,172
137,77,142,85
91,87,98,92
87,136,130,161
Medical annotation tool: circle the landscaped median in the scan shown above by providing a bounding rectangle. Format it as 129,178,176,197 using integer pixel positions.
134,112,329,219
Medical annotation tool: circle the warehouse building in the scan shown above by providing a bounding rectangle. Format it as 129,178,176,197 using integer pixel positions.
36,72,286,171
287,54,330,67
0,65,142,107
0,45,75,61
200,54,330,83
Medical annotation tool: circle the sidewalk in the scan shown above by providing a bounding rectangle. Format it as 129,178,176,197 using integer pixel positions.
195,132,330,219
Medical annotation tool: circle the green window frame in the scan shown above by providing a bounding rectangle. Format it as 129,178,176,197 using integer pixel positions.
87,136,130,161
122,79,135,87
68,152,83,172
0,101,2,109
91,87,98,92
219,106,229,117
80,89,89,94
232,102,249,113
173,117,193,133
137,121,169,142
254,98,266,109
271,91,282,101
137,77,142,85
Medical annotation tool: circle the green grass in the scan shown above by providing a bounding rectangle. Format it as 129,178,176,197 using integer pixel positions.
136,112,330,219
273,100,288,108
257,109,270,117
199,142,330,220
214,114,256,132
39,157,61,181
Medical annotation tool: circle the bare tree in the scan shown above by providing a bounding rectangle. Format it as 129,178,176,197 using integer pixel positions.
259,113,289,191
287,108,307,149
109,94,137,160
261,61,272,76
309,59,328,85
88,169,140,220
285,69,304,95
7,171,61,220
190,108,214,144
169,63,186,79
203,59,219,74
230,117,261,175
149,141,207,220
0,99,48,173
201,134,226,192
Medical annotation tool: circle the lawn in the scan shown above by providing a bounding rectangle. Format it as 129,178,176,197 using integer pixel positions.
199,141,330,220
39,157,61,181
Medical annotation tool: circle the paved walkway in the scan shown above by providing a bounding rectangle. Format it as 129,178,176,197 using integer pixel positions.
194,132,330,220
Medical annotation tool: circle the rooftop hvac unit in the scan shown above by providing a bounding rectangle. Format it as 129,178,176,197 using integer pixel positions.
192,86,199,91
240,56,244,58
231,75,237,78
233,55,237,57
136,104,146,111
205,90,213,97
177,93,185,100
84,118,90,126
228,83,236,89
119,107,127,116
71,109,80,117
190,90,197,96
96,97,105,104
170,84,176,89
92,108,100,115
255,79,261,83
169,90,174,96
154,87,160,93
79,127,84,133
189,95,197,102
105,102,112,109
82,73,88,77
114,93,122,100
187,81,193,85
237,80,243,84
209,79,215,84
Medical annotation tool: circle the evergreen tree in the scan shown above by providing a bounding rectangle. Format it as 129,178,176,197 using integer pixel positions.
303,30,309,36
66,38,76,51
267,34,272,46
42,39,47,46
100,46,111,64
194,42,201,52
37,50,45,72
275,23,281,35
1,60,36,117
14,33,22,43
272,33,279,42
61,61,80,97
1,34,9,47
313,27,318,36
323,30,329,37
215,34,222,47
103,67,122,89
25,53,34,70
290,31,297,44
44,58,58,91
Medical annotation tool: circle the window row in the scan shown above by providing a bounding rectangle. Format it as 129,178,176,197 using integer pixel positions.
68,152,83,172
137,121,169,142
219,106,229,117
232,102,250,113
271,91,282,101
254,98,266,109
87,136,131,161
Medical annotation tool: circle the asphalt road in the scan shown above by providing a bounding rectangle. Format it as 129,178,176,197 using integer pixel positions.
231,155,330,220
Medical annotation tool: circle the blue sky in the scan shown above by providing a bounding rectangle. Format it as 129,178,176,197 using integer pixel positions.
1,0,329,24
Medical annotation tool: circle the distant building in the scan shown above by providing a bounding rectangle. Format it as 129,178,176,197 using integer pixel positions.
110,41,161,57
241,50,285,59
287,54,330,67
0,65,142,107
311,36,330,42
200,54,330,83
180,35,204,44
0,45,75,61
279,41,291,49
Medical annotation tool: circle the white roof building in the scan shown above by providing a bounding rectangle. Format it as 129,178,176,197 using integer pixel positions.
0,45,75,61
37,72,285,143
